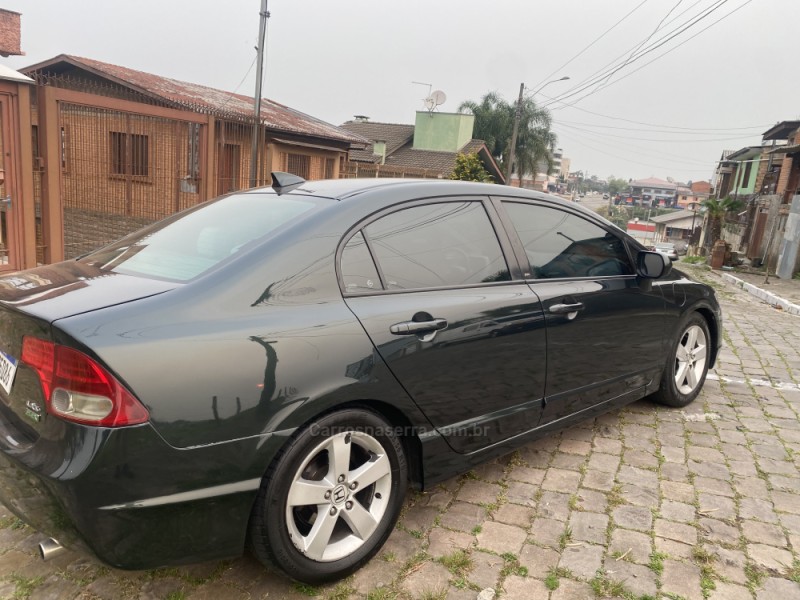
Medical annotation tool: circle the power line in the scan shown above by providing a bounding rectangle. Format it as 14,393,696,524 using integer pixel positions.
555,121,760,143
543,0,733,108
555,119,768,134
530,0,652,91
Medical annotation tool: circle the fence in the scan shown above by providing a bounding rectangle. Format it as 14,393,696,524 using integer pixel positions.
340,162,446,180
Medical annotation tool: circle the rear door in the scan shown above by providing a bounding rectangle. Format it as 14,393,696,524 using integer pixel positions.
497,199,666,425
341,198,547,454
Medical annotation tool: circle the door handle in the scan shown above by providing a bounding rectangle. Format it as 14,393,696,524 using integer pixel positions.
390,318,448,335
549,302,584,314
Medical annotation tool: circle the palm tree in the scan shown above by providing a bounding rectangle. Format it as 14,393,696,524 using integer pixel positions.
702,196,745,245
458,92,555,182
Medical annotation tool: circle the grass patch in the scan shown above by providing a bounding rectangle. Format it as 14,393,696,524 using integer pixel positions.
439,549,472,578
544,566,572,591
418,589,447,600
682,256,706,264
607,484,625,508
10,575,44,599
381,550,397,563
471,525,482,535
165,593,186,600
366,588,397,600
293,582,320,597
787,559,800,583
588,570,627,597
326,582,356,600
648,551,667,576
558,525,573,550
500,552,528,577
693,546,717,597
745,562,767,592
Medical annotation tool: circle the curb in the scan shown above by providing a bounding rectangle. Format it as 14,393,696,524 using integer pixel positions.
719,272,800,316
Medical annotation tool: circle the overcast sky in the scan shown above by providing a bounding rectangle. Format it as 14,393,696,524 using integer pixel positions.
4,0,798,184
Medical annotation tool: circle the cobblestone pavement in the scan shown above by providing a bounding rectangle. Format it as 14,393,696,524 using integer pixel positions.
1,266,799,600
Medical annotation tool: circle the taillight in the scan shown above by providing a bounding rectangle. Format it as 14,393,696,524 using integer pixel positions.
21,336,149,427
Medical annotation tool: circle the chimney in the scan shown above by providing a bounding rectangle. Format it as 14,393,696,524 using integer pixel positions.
0,10,23,57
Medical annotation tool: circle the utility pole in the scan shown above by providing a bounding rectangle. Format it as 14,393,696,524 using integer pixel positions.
505,82,524,186
249,0,270,188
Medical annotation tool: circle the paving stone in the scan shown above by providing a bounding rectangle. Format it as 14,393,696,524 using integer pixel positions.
695,476,735,497
468,550,504,590
419,489,454,510
756,577,800,600
536,491,571,521
740,497,779,523
661,499,696,522
655,518,697,545
549,579,595,599
772,491,800,515
734,475,771,500
612,505,652,532
560,438,591,455
655,536,694,560
573,488,607,513
608,528,651,564
541,468,581,493
473,462,506,483
587,452,620,473
708,545,748,585
439,502,486,533
616,465,658,489
476,521,527,555
698,492,737,520
28,575,86,600
748,543,794,572
662,480,696,503
582,469,614,491
558,543,604,579
661,559,702,600
593,437,622,454
528,517,566,548
502,575,549,600
742,521,786,547
689,459,731,480
550,453,585,471
623,449,658,469
708,581,757,600
518,544,559,578
402,505,440,533
401,560,452,598
185,581,248,600
382,528,424,564
493,503,533,529
604,560,657,598
619,483,659,508
507,466,545,485
427,527,475,557
569,511,608,544
458,480,502,505
769,474,800,493
505,481,538,507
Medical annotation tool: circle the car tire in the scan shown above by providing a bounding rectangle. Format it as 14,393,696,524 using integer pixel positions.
651,313,711,408
249,408,407,583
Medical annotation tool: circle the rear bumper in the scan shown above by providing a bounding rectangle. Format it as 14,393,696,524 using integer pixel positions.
0,414,289,569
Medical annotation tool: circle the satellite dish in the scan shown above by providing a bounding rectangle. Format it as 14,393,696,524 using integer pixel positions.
423,90,447,112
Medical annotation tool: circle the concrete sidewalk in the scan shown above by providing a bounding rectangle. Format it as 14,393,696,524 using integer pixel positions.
682,264,800,316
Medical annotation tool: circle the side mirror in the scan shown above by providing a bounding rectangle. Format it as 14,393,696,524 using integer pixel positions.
637,250,672,279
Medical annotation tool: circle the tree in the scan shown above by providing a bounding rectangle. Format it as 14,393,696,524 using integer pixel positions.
458,92,556,181
607,176,628,197
702,196,745,244
450,153,494,183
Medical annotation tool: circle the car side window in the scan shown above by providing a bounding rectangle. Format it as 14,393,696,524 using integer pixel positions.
503,202,633,279
341,231,383,293
364,201,510,290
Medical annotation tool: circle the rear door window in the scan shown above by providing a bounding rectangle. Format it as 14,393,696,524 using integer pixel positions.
361,201,510,291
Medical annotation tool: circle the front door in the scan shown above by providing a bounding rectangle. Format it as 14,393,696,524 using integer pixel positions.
499,200,666,425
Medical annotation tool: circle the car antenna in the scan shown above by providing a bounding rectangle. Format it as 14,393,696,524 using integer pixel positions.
271,172,306,195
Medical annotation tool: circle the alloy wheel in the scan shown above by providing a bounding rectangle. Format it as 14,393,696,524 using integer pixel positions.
674,324,708,395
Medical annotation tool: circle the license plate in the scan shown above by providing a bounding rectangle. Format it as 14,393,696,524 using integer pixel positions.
0,350,18,396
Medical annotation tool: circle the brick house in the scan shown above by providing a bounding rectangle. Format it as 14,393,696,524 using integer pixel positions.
16,55,366,261
340,112,504,182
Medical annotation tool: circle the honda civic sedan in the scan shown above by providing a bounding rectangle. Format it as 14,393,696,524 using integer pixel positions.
0,174,721,583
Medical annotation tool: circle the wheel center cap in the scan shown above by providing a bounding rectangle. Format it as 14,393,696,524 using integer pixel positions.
331,484,348,505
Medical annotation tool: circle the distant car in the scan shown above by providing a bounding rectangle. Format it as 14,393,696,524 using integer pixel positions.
0,175,721,583
603,193,609,199
653,242,679,261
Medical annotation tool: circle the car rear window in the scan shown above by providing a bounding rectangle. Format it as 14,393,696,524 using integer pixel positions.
80,194,317,282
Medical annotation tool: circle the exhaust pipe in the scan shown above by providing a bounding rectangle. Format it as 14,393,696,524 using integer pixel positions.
38,538,66,561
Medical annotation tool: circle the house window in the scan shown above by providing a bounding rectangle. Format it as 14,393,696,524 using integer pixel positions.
110,132,149,177
740,162,753,189
286,153,310,179
325,157,335,179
